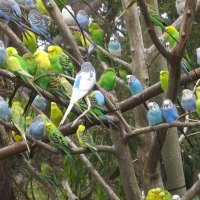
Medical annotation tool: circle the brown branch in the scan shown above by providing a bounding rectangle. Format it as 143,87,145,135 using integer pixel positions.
137,0,170,60
0,21,30,54
181,174,200,200
42,0,84,68
124,120,200,142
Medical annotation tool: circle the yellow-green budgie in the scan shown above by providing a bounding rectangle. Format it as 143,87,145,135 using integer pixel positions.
23,53,38,76
22,30,37,53
36,0,49,15
76,124,103,164
196,86,200,117
11,101,30,152
159,70,169,92
146,188,172,200
50,102,63,127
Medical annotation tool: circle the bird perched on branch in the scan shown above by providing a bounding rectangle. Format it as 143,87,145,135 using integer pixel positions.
108,36,122,57
0,40,7,67
181,89,196,113
99,68,116,91
176,0,186,15
147,102,162,125
33,95,46,112
23,53,38,76
50,102,63,127
146,188,172,200
0,0,26,33
60,62,96,126
11,101,30,152
76,124,103,164
0,96,11,121
48,45,74,77
28,9,53,43
159,70,169,92
29,114,48,140
76,10,89,32
62,5,76,26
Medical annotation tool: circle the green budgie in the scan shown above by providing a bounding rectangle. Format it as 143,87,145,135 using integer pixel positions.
48,45,74,77
98,68,116,91
76,124,103,164
11,101,30,152
23,53,38,76
159,70,169,92
45,122,74,163
89,22,108,62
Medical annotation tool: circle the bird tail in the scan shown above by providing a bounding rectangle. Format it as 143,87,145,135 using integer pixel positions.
60,100,75,126
88,145,103,164
180,59,190,76
15,125,30,153
177,127,193,148
23,93,36,116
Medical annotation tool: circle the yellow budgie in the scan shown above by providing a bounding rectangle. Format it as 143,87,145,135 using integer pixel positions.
50,102,63,127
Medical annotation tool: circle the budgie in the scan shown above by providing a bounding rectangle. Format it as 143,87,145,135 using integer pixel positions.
23,53,38,76
41,162,65,196
196,86,200,99
176,0,186,15
98,68,116,91
108,36,122,57
36,0,48,15
45,122,73,162
11,101,30,152
0,0,26,33
159,70,169,92
62,5,76,26
28,9,53,43
196,47,200,65
118,66,128,83
60,62,96,126
33,95,46,111
76,10,89,32
181,89,196,112
48,45,74,76
147,102,162,125
126,74,143,95
29,114,48,140
50,102,63,127
145,188,172,200
12,131,22,142
89,22,108,61
0,40,7,67
172,194,181,200
0,96,11,121
162,99,179,123
22,30,37,53
76,124,103,164
165,26,192,76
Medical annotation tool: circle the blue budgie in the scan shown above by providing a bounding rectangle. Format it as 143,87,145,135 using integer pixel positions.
29,114,48,140
0,40,7,67
33,95,46,112
108,36,122,57
93,90,105,107
0,0,26,33
0,96,11,121
126,75,143,95
181,89,196,112
60,62,96,125
28,9,53,43
76,10,89,32
162,99,179,123
147,102,162,125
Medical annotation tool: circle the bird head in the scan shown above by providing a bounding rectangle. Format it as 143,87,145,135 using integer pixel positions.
165,26,177,38
182,89,193,100
45,122,55,133
0,40,5,50
160,70,169,79
77,10,88,17
162,99,173,110
0,96,5,102
23,53,34,60
51,102,58,111
147,188,156,196
6,47,18,57
89,22,99,32
126,74,136,84
12,101,21,107
109,36,115,44
196,47,200,55
34,50,46,60
48,46,62,58
148,102,160,112
77,124,86,133
172,195,181,200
